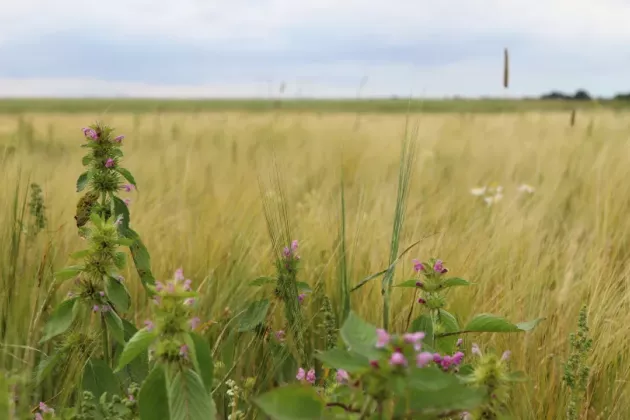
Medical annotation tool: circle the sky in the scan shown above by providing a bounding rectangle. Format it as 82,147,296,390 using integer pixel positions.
1,0,630,98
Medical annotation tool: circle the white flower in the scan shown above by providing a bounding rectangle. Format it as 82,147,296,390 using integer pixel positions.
470,187,487,196
518,184,535,194
484,192,503,206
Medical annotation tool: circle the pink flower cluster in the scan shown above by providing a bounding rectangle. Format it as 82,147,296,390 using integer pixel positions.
34,402,54,420
296,367,316,384
412,258,449,275
283,239,300,260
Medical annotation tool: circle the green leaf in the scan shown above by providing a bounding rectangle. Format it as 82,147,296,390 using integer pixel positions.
168,369,216,420
76,172,89,192
54,266,84,281
82,358,122,400
90,212,104,228
139,366,170,420
114,319,149,385
106,276,130,312
40,297,79,343
249,276,277,287
34,351,64,385
115,328,157,372
315,348,370,373
404,367,485,412
340,311,380,360
464,314,544,333
125,228,156,288
116,168,138,190
189,333,214,392
104,311,126,344
116,237,135,246
435,309,459,353
114,251,127,269
254,384,324,420
440,277,470,288
82,154,93,166
237,299,270,332
113,196,131,232
70,249,91,259
411,314,434,348
296,282,312,293
393,279,422,288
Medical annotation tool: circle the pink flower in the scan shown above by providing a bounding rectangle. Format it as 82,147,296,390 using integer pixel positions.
452,351,465,365
296,368,306,381
282,247,291,258
433,353,442,363
412,259,425,272
389,351,407,366
456,338,463,347
39,402,54,413
190,317,201,330
155,281,164,292
166,282,175,293
440,355,453,370
175,268,185,281
306,368,316,384
416,352,433,367
501,350,511,361
403,332,425,351
99,291,105,297
433,259,444,273
298,293,306,303
336,369,349,384
291,240,299,252
92,305,99,312
179,344,189,359
114,215,124,227
275,330,285,341
35,414,43,420
121,184,134,192
82,127,98,140
144,320,154,331
376,329,390,348
123,198,131,206
114,135,125,143
183,279,192,291
105,158,115,168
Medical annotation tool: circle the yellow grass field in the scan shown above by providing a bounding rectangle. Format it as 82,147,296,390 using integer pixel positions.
1,110,629,419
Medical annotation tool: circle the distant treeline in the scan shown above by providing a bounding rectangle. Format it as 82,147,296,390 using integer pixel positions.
540,89,630,101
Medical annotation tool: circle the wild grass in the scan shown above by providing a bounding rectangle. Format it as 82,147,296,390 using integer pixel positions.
1,110,630,418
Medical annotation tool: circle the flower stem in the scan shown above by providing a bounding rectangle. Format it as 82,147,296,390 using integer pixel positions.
101,314,110,366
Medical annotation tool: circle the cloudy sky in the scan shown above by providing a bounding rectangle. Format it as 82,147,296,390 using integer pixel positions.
1,0,630,98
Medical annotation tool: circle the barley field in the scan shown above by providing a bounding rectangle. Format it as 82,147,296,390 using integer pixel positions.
1,108,629,418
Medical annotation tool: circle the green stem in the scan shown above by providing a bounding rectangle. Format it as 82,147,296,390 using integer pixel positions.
101,314,110,366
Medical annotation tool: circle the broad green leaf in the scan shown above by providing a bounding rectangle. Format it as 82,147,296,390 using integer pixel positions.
114,319,149,385
82,358,122,400
189,333,214,392
113,252,127,269
76,171,89,192
139,366,170,420
113,196,130,233
125,228,156,288
115,328,157,372
70,249,90,259
82,154,93,166
465,314,544,333
54,266,84,281
411,314,434,348
116,168,138,190
237,299,270,332
249,276,277,287
296,281,312,293
106,276,130,312
407,366,463,391
40,297,79,343
440,277,470,288
403,368,485,412
168,369,216,420
35,351,64,385
393,279,422,288
340,311,380,360
104,311,126,344
315,348,370,373
435,309,459,353
254,384,324,420
116,237,135,246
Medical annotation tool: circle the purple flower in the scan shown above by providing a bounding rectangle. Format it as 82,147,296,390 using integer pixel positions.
275,330,285,342
190,317,201,330
456,338,463,347
298,293,306,303
121,184,134,192
403,332,425,344
416,352,433,367
175,268,185,281
389,351,407,367
282,247,291,258
144,320,154,332
376,329,390,348
291,240,299,252
412,259,425,272
296,367,306,381
184,298,195,306
92,305,99,312
166,282,175,294
501,350,511,362
306,368,316,384
105,158,115,168
114,135,125,143
82,127,98,140
35,414,43,420
433,259,444,273
99,291,105,297
471,343,482,357
336,369,349,384
155,281,164,292
183,279,192,291
440,355,453,370
179,344,189,359
433,353,442,363
452,351,465,365
39,402,54,413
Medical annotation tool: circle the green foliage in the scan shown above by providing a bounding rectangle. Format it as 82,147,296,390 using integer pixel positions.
563,305,593,420
464,314,545,333
82,358,122,402
167,369,216,420
139,366,170,420
254,385,324,420
237,299,270,332
115,328,157,372
40,297,79,343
